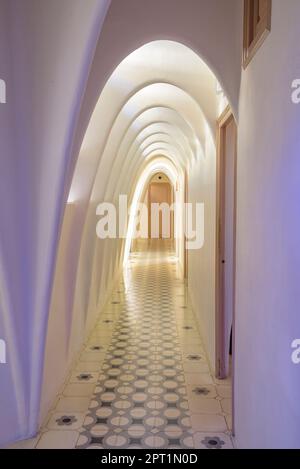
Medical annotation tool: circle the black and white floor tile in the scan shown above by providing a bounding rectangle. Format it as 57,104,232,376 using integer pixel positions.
10,240,233,449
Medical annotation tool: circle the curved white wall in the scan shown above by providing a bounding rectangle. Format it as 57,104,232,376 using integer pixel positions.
0,0,111,444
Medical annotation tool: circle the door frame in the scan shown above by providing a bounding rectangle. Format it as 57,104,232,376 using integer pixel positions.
184,169,189,279
148,181,173,239
215,105,237,435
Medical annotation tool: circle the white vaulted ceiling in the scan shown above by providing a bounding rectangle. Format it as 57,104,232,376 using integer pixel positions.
63,41,227,317
55,40,230,370
69,40,225,205
64,40,229,328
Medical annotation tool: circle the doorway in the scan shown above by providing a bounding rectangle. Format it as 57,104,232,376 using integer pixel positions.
215,106,237,386
148,173,174,239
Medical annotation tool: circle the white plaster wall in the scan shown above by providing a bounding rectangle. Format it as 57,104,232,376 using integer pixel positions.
0,0,111,445
235,0,300,449
40,203,81,423
188,131,217,371
0,1,25,442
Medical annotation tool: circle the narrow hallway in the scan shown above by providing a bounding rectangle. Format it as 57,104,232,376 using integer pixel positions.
29,241,232,449
2,0,300,452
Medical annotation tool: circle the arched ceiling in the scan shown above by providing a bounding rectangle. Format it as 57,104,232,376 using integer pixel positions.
69,40,228,205
63,38,230,361
123,156,183,264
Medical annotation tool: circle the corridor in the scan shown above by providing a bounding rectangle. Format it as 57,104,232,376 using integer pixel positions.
2,0,300,451
17,241,232,449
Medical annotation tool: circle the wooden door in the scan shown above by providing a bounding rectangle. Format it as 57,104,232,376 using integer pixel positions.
216,106,237,380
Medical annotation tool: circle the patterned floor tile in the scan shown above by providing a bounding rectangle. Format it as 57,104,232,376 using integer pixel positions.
46,412,85,430
32,240,232,449
193,432,233,449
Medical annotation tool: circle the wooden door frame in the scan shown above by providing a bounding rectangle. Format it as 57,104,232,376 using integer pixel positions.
215,105,237,435
184,169,188,279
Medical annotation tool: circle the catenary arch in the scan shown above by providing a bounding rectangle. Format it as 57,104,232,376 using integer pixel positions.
62,41,225,354
41,35,236,433
70,39,223,203
125,122,195,162
104,110,200,201
123,156,184,264
83,81,211,204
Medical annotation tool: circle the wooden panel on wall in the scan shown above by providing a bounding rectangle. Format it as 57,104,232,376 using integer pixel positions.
243,0,272,68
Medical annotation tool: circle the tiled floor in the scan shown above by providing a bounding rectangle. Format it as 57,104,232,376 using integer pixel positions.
9,240,233,449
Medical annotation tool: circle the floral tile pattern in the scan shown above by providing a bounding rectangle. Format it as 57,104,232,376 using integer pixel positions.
10,240,233,450
76,242,193,449
56,415,78,426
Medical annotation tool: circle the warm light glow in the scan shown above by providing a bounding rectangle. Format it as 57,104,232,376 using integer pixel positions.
123,159,179,266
